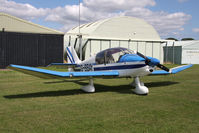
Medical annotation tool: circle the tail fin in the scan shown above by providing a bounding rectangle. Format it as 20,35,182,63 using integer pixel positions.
66,46,81,64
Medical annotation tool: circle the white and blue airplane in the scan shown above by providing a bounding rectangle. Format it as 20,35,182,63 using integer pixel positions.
8,46,192,95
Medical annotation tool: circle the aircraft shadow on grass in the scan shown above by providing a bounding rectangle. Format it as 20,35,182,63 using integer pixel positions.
4,81,178,99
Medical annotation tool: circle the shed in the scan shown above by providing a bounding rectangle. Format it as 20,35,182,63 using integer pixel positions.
0,12,64,68
163,41,199,64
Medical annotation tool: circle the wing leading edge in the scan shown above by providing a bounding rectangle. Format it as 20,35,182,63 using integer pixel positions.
151,64,193,75
8,64,119,79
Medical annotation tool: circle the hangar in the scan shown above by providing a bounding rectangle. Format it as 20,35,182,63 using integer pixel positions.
0,12,64,68
64,16,165,63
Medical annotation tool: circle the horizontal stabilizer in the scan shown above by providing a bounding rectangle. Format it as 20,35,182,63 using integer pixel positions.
48,63,77,66
151,64,192,75
8,64,119,79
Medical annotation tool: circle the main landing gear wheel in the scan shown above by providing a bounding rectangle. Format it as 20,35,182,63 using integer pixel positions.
132,77,149,95
81,77,95,93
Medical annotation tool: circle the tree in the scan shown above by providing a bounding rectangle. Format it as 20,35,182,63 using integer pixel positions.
181,38,195,41
166,38,178,41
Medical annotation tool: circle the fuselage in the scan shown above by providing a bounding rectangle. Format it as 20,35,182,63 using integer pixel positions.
74,47,157,77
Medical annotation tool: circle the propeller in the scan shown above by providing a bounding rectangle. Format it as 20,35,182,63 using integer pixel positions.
137,52,170,72
136,52,150,65
156,64,170,72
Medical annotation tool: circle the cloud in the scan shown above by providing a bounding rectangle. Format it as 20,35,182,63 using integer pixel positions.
0,0,49,20
178,0,189,3
0,0,192,38
44,4,112,31
44,0,191,36
192,28,199,33
83,0,156,12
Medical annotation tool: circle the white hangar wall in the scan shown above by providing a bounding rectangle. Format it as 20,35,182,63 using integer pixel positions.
84,39,163,61
64,16,165,63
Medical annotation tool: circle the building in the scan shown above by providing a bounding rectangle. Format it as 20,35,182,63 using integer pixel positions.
0,12,64,68
64,16,165,62
164,40,199,64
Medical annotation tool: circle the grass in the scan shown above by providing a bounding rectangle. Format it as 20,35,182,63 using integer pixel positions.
0,65,199,133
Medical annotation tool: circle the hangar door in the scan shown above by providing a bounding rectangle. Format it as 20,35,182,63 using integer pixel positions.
0,32,63,68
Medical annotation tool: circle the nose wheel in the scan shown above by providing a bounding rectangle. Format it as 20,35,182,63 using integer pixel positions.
131,77,149,95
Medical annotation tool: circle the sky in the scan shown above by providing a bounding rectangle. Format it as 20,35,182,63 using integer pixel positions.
0,0,199,40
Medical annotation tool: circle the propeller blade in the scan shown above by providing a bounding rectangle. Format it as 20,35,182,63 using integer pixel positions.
137,51,170,72
136,52,150,65
137,52,147,59
157,64,170,72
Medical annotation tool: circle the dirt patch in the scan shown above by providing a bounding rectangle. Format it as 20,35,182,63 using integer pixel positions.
0,69,11,71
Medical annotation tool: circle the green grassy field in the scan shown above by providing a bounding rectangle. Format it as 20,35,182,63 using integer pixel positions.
0,65,199,133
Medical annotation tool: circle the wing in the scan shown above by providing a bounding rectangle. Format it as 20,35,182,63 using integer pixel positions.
151,64,193,75
8,64,119,79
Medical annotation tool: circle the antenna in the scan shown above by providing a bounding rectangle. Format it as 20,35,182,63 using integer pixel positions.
78,0,82,60
78,0,80,35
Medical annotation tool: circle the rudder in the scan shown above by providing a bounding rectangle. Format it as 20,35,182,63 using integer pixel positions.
66,46,81,64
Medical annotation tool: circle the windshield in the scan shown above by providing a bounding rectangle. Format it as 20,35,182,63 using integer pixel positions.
95,47,135,64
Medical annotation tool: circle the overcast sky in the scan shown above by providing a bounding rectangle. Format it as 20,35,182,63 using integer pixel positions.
1,0,199,40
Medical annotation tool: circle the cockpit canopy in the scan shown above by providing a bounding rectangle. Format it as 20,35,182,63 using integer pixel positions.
95,47,135,64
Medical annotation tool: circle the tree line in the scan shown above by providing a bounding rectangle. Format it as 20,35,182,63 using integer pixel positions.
166,38,195,41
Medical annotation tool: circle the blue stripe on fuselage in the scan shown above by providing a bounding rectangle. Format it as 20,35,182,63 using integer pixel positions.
94,64,146,71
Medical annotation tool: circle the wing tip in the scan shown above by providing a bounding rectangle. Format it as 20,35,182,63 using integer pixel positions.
151,64,193,75
171,64,193,74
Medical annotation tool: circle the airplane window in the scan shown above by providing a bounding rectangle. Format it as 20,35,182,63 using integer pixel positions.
96,47,135,64
95,51,105,64
105,51,115,64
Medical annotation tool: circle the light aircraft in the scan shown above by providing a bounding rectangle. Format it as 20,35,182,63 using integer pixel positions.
8,46,192,95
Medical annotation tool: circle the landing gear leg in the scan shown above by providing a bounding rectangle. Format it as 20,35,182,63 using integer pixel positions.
81,77,95,93
131,79,144,87
132,77,149,95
